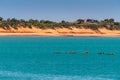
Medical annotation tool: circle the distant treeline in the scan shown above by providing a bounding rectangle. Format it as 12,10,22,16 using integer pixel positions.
0,17,120,30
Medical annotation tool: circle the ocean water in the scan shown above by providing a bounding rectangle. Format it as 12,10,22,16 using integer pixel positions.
0,36,120,80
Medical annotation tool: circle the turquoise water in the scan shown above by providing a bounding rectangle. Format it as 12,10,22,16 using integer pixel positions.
0,36,120,80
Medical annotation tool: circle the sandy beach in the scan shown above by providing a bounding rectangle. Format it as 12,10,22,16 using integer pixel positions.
0,27,120,37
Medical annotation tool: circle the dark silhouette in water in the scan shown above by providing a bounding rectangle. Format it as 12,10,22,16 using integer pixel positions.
98,52,114,55
83,51,90,54
54,52,61,54
54,51,76,54
54,51,114,55
67,51,76,54
98,52,104,55
106,53,114,55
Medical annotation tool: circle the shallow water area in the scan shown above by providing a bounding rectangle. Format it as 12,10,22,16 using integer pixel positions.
0,36,120,80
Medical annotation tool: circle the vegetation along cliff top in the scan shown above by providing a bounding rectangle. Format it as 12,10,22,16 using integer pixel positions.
0,17,120,31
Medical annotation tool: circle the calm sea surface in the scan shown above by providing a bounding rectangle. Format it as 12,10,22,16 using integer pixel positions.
0,36,120,80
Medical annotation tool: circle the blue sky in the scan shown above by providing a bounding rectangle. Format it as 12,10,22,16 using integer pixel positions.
0,0,120,21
